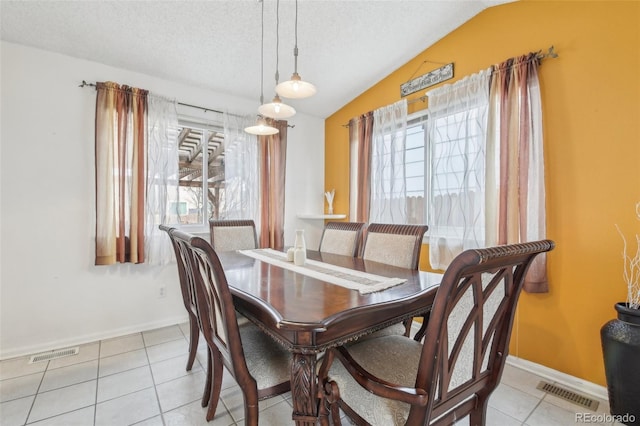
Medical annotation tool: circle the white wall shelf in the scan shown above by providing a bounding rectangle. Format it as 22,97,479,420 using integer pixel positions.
297,214,346,220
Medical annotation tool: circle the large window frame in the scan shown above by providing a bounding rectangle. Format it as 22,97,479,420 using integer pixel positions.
349,110,429,230
168,116,226,234
349,104,488,245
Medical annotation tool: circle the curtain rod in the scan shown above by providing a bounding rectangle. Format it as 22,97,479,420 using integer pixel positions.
79,80,294,127
340,45,559,128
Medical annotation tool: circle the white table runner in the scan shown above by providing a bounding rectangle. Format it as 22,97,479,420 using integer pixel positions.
237,249,406,294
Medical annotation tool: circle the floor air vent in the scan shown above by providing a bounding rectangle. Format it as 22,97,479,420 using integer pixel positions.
29,347,79,364
536,381,599,411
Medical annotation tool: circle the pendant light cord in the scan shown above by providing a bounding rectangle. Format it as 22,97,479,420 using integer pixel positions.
260,0,265,105
294,0,298,74
275,0,280,85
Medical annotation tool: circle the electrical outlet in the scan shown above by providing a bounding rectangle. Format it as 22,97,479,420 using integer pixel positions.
158,286,166,298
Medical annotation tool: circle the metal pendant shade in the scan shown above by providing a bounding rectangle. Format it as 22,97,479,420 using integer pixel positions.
276,0,316,99
244,116,279,135
258,94,296,119
245,1,278,136
276,71,316,99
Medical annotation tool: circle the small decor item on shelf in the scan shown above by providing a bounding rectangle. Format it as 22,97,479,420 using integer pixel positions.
287,247,295,262
325,189,335,215
294,229,307,266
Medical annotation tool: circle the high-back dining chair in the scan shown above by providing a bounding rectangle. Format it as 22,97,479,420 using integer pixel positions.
170,229,292,424
361,223,428,270
209,219,258,252
360,223,429,337
159,224,200,372
319,240,555,426
319,221,366,257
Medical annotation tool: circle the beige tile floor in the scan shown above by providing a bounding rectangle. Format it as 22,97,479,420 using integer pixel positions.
0,323,619,426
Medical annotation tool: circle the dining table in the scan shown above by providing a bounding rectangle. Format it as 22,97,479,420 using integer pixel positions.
217,248,442,426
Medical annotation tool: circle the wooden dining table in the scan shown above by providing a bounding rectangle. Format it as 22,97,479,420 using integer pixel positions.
217,249,442,426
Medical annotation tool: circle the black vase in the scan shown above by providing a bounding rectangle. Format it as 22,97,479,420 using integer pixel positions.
601,302,640,425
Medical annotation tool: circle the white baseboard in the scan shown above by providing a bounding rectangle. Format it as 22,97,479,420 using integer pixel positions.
507,355,609,402
0,315,190,360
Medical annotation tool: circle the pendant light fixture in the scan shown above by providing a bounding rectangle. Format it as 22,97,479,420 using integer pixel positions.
245,1,279,136
276,0,316,99
258,0,296,120
244,115,279,136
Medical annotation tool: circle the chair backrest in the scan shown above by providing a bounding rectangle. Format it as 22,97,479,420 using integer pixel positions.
318,222,366,257
159,225,198,323
170,229,254,382
361,223,428,269
209,219,258,252
410,240,555,425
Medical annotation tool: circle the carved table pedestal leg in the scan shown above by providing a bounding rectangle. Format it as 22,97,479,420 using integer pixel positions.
291,352,327,426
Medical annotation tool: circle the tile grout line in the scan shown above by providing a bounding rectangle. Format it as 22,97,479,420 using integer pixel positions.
142,330,167,426
94,340,101,426
150,327,215,424
22,359,49,425
95,332,159,425
521,392,545,425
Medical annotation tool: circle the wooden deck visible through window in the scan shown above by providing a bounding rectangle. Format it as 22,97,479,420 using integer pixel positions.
175,126,226,223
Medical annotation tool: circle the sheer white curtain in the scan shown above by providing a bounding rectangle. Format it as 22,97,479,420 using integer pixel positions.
145,94,179,265
369,99,408,223
426,69,492,270
222,114,260,224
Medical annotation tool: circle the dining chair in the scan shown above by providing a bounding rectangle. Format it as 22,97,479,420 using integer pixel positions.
171,229,292,423
209,219,259,251
319,240,555,426
361,223,428,270
360,223,429,337
159,224,199,372
318,221,366,257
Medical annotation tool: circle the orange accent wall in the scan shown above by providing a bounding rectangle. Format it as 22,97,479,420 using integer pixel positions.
325,0,640,386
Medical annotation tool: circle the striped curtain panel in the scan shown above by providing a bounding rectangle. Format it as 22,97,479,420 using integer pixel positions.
258,119,287,249
487,53,548,293
95,82,148,265
351,111,374,223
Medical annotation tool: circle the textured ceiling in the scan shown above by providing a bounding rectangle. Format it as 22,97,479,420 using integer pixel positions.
1,0,512,118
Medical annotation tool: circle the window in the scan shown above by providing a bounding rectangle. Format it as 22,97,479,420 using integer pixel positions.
404,113,428,225
348,105,486,234
349,111,429,225
428,107,486,241
167,119,226,230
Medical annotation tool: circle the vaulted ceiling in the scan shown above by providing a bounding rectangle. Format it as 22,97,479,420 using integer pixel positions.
1,0,513,118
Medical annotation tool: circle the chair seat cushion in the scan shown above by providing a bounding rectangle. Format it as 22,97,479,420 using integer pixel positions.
329,335,422,425
239,322,292,390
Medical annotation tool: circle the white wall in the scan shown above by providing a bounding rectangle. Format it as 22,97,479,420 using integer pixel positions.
0,41,325,359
